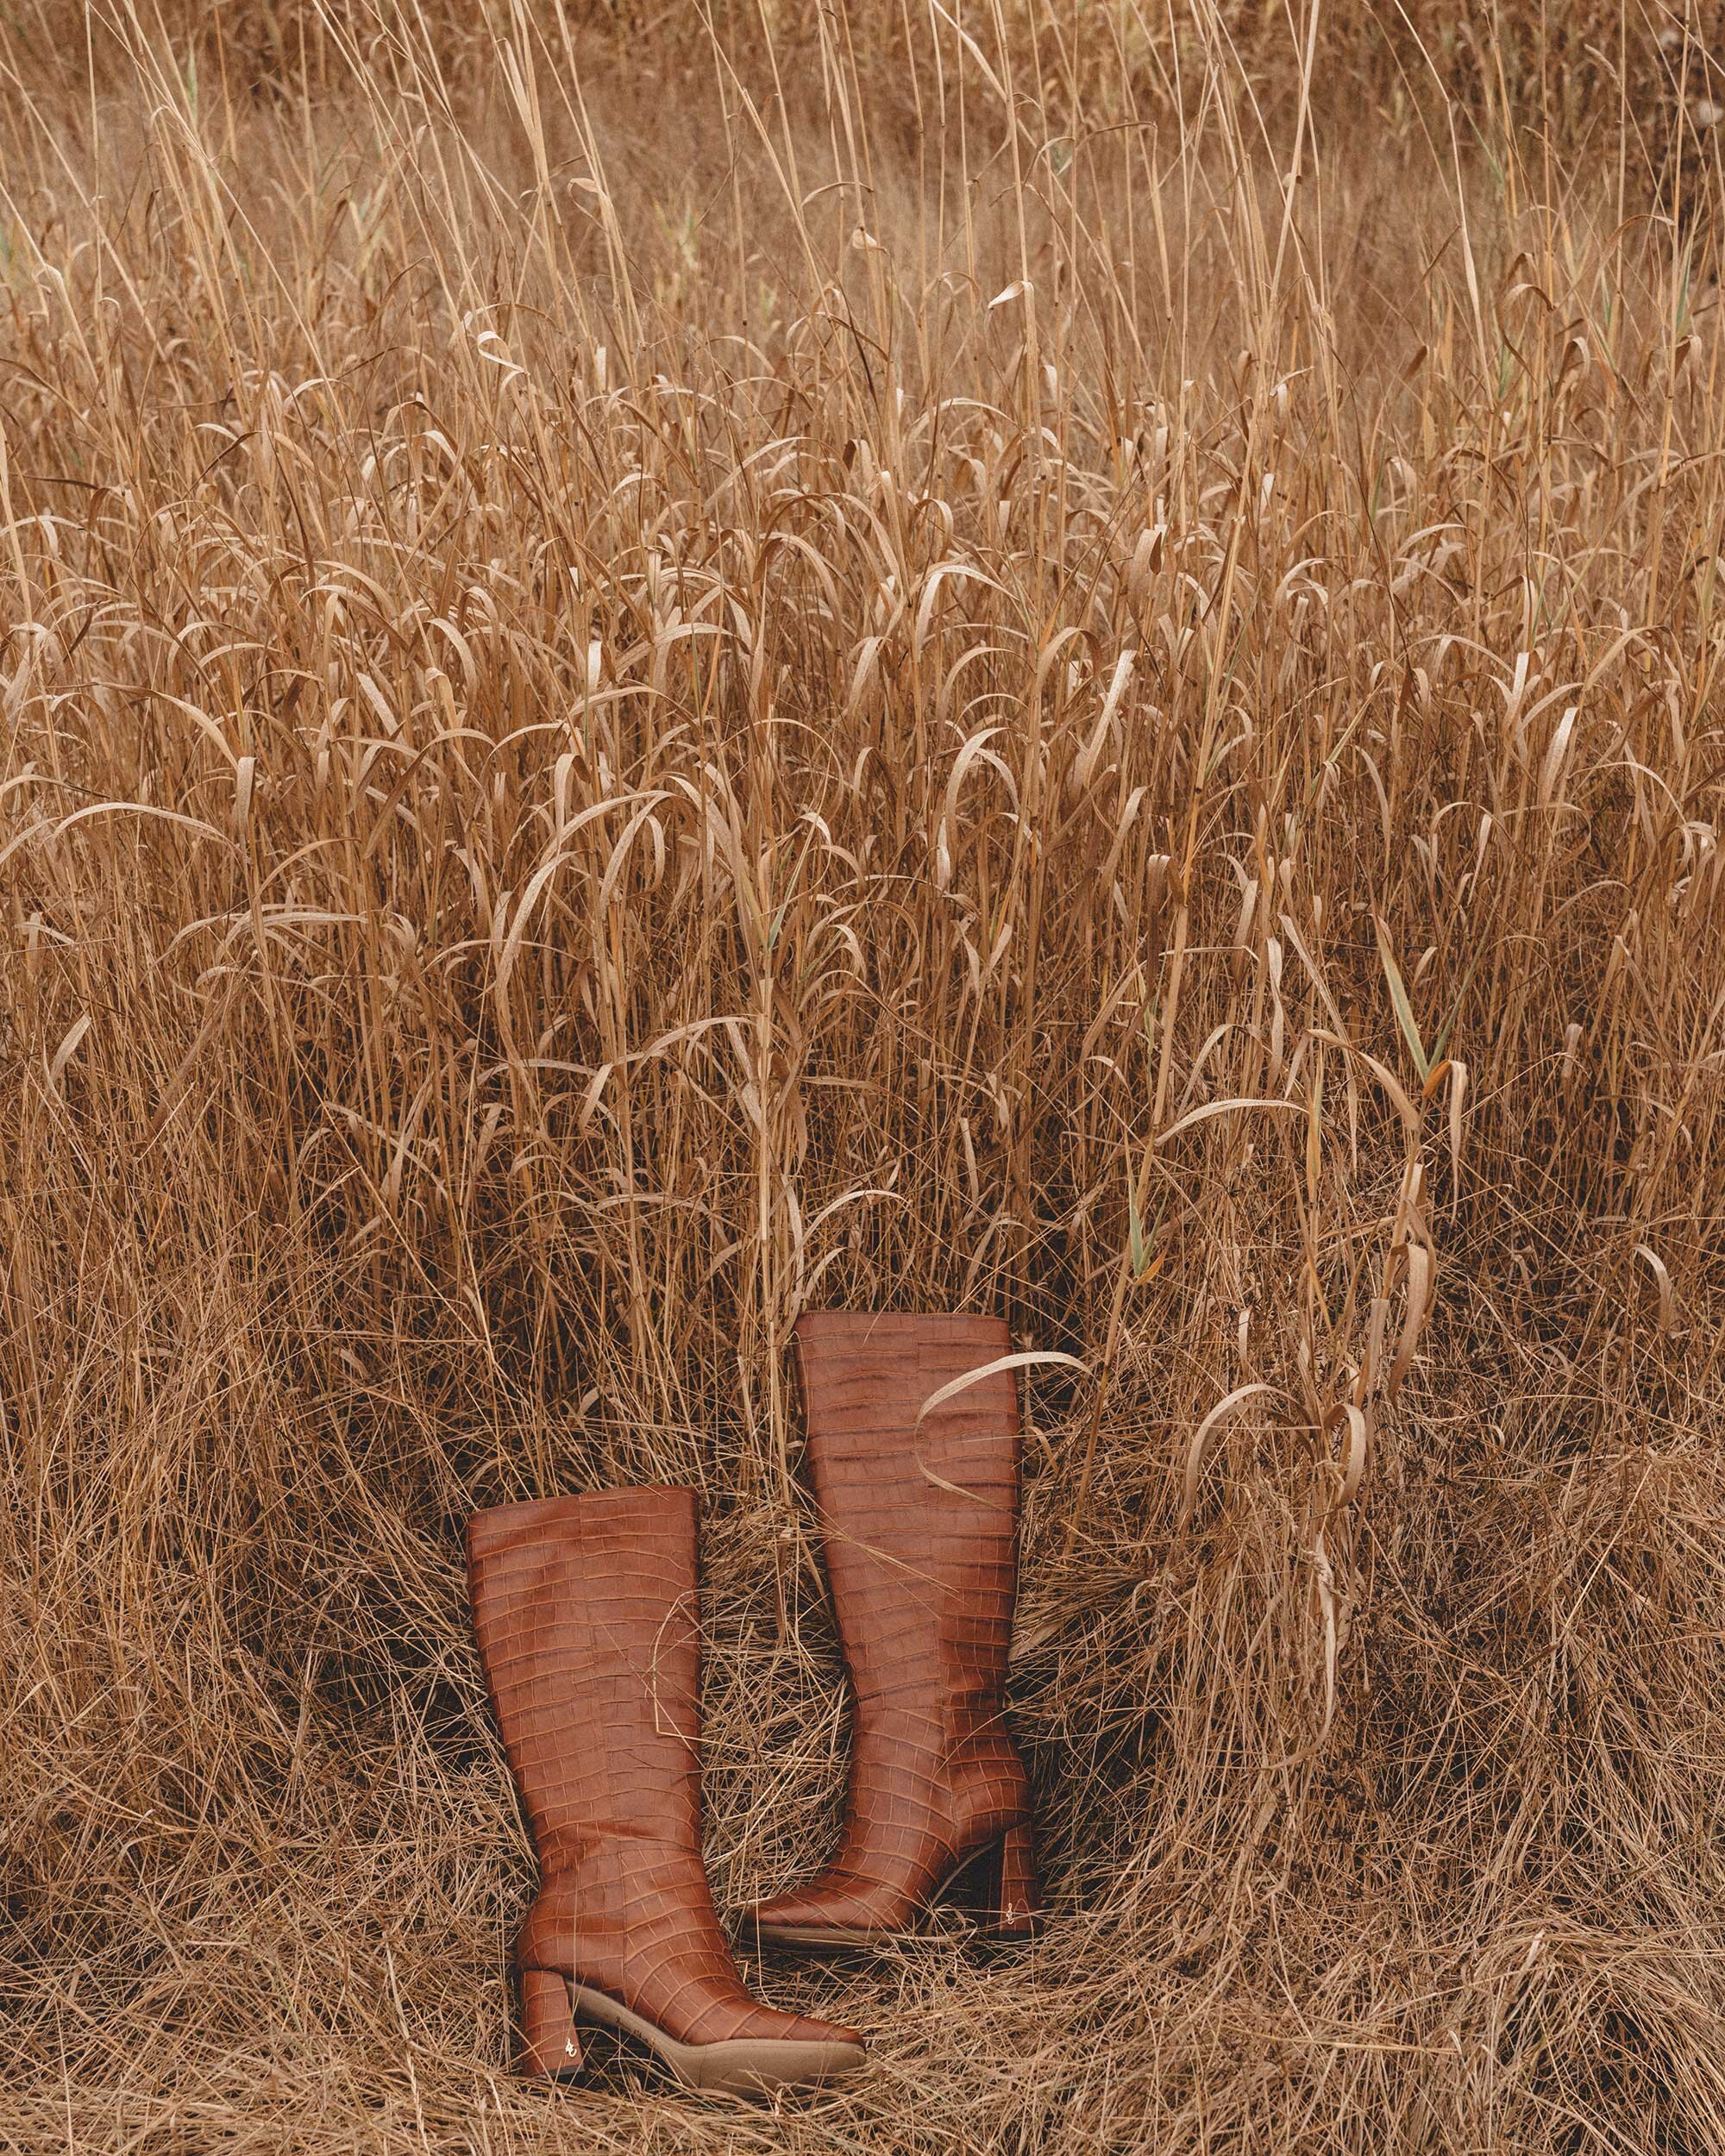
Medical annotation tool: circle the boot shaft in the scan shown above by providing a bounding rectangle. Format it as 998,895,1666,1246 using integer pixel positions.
466,1486,703,1863
794,1312,1021,1736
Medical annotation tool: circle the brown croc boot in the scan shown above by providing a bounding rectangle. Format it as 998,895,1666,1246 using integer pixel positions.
467,1485,865,2091
746,1312,1044,1949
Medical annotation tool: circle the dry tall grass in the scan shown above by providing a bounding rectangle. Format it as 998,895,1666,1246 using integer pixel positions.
3,3,1725,2149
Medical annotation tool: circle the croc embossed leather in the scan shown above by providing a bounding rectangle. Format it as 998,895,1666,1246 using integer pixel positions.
746,1313,1044,1947
467,1485,865,2091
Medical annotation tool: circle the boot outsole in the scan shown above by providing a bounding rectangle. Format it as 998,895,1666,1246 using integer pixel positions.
537,1976,865,2093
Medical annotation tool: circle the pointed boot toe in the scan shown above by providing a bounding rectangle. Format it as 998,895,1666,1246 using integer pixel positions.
745,1872,909,1947
744,1886,823,1932
720,1998,867,2076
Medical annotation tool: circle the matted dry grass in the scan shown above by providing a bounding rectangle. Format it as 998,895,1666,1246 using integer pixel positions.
3,3,1725,2149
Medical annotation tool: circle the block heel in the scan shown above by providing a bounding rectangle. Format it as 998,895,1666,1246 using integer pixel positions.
518,1968,582,2078
982,1820,1043,1937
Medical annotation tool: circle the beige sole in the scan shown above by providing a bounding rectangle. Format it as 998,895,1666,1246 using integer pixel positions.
568,1983,865,2094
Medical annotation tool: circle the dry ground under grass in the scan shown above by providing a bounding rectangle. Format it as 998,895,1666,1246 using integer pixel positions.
3,3,1725,2150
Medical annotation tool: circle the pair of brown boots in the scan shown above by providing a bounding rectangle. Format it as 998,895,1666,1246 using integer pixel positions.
465,1313,1041,2095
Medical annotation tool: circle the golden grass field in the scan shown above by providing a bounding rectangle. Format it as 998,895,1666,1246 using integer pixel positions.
3,1,1725,2147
